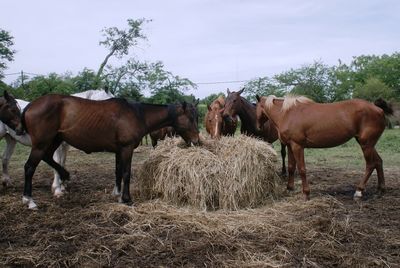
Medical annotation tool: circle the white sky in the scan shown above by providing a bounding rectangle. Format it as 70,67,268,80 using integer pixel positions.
1,0,399,98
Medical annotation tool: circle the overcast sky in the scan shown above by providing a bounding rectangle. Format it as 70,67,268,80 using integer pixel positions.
2,0,399,98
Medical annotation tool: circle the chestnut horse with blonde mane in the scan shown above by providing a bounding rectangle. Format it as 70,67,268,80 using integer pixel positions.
256,94,393,200
205,95,237,139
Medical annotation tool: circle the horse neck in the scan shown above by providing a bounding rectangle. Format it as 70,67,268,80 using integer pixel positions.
265,100,284,130
237,98,258,134
140,103,175,134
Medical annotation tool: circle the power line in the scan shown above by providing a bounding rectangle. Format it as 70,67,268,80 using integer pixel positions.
4,71,250,85
195,79,248,85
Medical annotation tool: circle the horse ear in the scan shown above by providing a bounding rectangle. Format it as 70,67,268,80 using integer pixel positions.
238,88,245,95
3,90,12,102
182,101,187,111
195,98,199,106
256,95,261,102
207,104,211,111
227,88,231,94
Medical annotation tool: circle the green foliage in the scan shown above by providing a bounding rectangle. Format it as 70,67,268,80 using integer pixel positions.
200,92,225,106
244,77,285,100
144,62,196,104
71,68,97,92
0,29,16,78
353,77,394,101
12,73,76,101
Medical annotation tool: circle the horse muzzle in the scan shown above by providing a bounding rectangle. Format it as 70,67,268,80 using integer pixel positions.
15,124,25,136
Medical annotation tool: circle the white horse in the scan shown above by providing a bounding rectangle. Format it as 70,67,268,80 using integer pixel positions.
1,89,114,197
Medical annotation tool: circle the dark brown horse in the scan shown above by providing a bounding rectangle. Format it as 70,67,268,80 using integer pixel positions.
20,94,200,209
255,94,393,200
205,95,237,139
0,91,24,134
149,126,176,147
222,89,287,175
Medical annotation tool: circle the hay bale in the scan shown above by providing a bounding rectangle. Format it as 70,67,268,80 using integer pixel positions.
137,135,280,210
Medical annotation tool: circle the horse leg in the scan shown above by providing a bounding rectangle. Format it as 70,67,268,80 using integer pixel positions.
291,143,310,200
23,148,46,210
354,145,383,199
151,137,157,148
2,135,16,187
112,152,122,196
119,146,134,204
52,142,69,197
280,143,287,176
286,145,296,191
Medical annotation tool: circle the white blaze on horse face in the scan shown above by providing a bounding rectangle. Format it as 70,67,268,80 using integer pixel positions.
214,114,219,137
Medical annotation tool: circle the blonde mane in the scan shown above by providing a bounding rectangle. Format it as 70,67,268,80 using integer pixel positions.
282,95,314,112
264,94,314,112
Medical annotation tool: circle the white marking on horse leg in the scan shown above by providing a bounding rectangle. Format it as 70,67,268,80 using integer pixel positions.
112,185,121,196
54,187,64,198
354,190,362,198
22,196,38,210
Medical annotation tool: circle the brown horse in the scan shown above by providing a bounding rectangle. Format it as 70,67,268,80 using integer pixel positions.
0,91,24,134
20,94,200,209
255,94,393,200
222,89,287,175
149,126,176,147
205,95,237,139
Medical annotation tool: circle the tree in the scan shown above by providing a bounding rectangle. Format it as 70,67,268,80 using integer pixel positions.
200,92,225,106
0,29,16,79
16,73,75,100
71,68,97,92
96,18,150,89
243,77,285,100
351,53,400,99
353,77,394,101
103,58,150,97
143,62,196,104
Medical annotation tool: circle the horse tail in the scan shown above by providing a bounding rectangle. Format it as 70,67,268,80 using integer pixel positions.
374,98,393,116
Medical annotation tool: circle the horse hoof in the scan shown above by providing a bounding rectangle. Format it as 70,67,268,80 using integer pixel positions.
377,188,386,196
112,186,121,196
119,196,133,206
54,187,64,198
303,194,310,201
22,196,38,210
353,190,363,201
286,185,294,191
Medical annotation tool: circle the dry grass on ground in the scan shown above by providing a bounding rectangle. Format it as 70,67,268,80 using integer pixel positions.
0,137,399,267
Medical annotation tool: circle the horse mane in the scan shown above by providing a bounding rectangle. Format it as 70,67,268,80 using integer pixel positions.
215,95,225,107
265,94,314,112
282,95,314,112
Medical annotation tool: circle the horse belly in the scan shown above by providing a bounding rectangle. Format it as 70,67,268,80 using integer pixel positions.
304,127,354,148
61,127,118,153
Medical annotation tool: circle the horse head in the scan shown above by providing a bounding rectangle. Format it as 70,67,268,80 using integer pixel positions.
222,88,244,124
255,95,269,131
0,91,24,135
205,105,224,139
173,101,200,146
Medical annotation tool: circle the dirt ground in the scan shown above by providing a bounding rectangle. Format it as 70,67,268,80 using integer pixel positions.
0,146,399,267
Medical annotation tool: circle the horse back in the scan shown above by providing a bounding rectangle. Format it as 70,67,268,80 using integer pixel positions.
25,95,141,152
